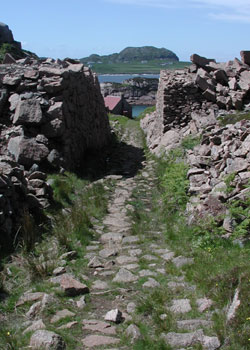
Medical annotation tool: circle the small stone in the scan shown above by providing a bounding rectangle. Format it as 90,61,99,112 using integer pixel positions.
170,299,192,314
76,296,86,309
60,275,89,296
129,249,142,257
202,335,220,349
99,248,118,258
83,319,116,335
126,324,141,343
16,292,45,307
104,309,123,324
160,314,167,320
127,302,136,314
23,319,45,334
123,263,139,270
113,268,138,283
58,321,78,329
143,278,160,288
196,298,213,313
100,232,123,244
53,267,66,276
88,256,104,268
227,288,240,322
161,252,175,261
161,330,203,348
116,255,138,265
26,301,42,320
82,335,119,348
142,254,158,261
30,330,66,350
177,319,213,331
139,269,157,277
92,280,109,290
122,236,140,244
172,256,194,268
60,251,77,260
50,309,75,324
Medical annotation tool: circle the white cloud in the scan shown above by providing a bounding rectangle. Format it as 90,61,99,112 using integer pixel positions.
104,0,250,22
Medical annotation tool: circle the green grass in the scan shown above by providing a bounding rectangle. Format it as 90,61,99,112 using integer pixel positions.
218,111,250,126
137,106,156,120
91,60,191,74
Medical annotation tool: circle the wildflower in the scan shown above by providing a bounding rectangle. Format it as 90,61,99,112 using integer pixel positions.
6,331,10,336
247,317,250,320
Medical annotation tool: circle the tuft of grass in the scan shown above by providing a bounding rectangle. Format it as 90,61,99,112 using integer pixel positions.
181,135,201,150
218,111,250,126
137,106,156,120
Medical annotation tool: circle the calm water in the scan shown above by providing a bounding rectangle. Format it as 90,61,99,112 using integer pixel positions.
132,105,150,118
98,74,159,83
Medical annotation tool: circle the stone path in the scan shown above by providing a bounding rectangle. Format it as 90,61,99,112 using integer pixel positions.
78,159,220,349
11,122,221,349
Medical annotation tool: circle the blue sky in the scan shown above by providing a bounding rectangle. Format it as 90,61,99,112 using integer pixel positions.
1,0,250,61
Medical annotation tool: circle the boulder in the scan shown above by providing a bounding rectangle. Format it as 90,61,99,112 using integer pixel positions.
240,50,250,65
3,53,16,64
190,54,216,67
8,136,49,166
13,99,44,125
29,330,66,350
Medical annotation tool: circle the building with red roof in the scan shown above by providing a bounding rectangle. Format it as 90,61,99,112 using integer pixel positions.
104,95,132,118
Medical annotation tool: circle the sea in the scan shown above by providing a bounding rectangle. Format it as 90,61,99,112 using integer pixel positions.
97,74,160,84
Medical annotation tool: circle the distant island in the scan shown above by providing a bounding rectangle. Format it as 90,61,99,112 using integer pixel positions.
80,46,190,74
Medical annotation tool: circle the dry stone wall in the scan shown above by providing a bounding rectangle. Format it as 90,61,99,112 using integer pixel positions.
141,53,250,239
0,57,111,251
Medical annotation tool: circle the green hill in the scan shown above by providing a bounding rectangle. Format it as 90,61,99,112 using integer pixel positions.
80,46,179,64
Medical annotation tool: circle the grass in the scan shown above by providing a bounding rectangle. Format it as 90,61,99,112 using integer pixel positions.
91,60,191,74
0,170,115,350
218,111,250,126
137,105,156,120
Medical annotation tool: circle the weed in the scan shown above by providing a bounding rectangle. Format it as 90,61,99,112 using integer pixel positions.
181,135,201,150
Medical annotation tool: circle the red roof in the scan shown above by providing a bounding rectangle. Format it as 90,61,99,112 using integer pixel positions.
104,96,121,111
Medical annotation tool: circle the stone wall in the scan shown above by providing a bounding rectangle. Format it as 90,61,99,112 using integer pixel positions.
141,53,250,239
141,54,250,155
0,57,111,251
0,58,111,172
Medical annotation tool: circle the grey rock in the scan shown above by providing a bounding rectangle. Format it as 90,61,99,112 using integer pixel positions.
8,136,49,166
113,268,138,283
23,319,46,334
162,329,204,348
172,256,194,268
127,302,136,314
227,288,240,322
50,309,75,324
143,278,160,288
177,319,213,331
170,299,192,314
60,275,89,296
116,255,138,265
29,330,66,350
126,324,141,343
99,247,118,258
83,319,116,335
13,99,44,125
197,298,213,312
92,280,109,290
104,308,123,323
82,335,119,348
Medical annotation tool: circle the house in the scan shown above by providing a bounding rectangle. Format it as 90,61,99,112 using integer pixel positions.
104,95,132,118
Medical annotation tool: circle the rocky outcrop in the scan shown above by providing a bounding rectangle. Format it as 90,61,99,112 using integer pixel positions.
0,57,111,251
0,22,22,50
100,77,158,105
